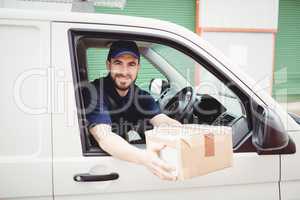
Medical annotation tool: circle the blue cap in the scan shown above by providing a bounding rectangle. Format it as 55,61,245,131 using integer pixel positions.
107,40,140,61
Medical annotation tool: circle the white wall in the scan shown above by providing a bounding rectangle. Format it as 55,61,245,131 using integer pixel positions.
203,32,274,92
199,0,279,94
200,0,278,29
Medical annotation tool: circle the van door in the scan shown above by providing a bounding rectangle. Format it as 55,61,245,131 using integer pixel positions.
281,130,300,200
51,21,280,200
0,19,52,200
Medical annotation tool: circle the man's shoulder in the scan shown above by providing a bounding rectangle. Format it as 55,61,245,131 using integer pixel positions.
134,85,151,96
90,76,110,90
90,76,105,85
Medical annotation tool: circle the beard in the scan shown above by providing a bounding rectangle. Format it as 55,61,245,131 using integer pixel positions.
111,73,137,91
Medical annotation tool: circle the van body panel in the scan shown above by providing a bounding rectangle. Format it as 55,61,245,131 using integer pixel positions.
0,19,52,199
281,131,300,200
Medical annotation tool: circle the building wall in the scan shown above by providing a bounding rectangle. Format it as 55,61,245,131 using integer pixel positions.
273,0,300,103
197,0,279,95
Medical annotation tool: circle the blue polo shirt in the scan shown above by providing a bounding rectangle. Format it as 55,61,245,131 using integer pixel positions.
83,74,161,138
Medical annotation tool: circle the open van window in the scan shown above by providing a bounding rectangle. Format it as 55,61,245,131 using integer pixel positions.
69,30,252,156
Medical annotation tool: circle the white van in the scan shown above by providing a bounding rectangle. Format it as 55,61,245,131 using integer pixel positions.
1,8,300,200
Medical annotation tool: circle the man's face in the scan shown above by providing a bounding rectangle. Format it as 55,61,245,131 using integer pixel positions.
107,54,140,91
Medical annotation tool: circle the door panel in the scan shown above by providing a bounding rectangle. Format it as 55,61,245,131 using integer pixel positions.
0,19,52,199
56,183,278,200
52,22,279,200
281,131,300,200
53,154,279,198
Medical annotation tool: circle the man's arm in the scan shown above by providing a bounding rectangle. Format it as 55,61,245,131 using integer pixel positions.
89,124,176,181
149,113,182,127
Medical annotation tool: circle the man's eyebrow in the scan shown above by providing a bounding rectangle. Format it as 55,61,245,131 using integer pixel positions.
112,59,122,63
128,61,138,64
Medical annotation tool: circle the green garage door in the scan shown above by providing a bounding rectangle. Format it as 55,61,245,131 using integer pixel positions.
87,0,195,91
273,0,300,102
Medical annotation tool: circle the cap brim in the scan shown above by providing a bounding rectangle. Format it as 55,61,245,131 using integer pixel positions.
111,51,139,59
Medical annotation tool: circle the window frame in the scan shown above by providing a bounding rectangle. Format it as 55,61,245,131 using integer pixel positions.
68,28,256,156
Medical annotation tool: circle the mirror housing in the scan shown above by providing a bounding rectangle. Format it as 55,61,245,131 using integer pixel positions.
149,78,169,95
252,103,296,154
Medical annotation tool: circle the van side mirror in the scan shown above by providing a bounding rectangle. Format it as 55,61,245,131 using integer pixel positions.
252,103,296,154
149,78,169,95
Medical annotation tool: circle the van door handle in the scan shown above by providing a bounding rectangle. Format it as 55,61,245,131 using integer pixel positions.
73,172,119,182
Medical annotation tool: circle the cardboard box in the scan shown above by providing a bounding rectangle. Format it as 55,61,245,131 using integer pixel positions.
145,124,233,180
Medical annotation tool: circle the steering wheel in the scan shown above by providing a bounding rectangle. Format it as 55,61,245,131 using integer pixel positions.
160,86,195,122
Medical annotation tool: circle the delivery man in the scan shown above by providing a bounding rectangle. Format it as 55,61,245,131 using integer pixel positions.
84,40,181,181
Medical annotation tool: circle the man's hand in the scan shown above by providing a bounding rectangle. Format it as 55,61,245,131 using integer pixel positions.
139,142,177,181
150,113,181,127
